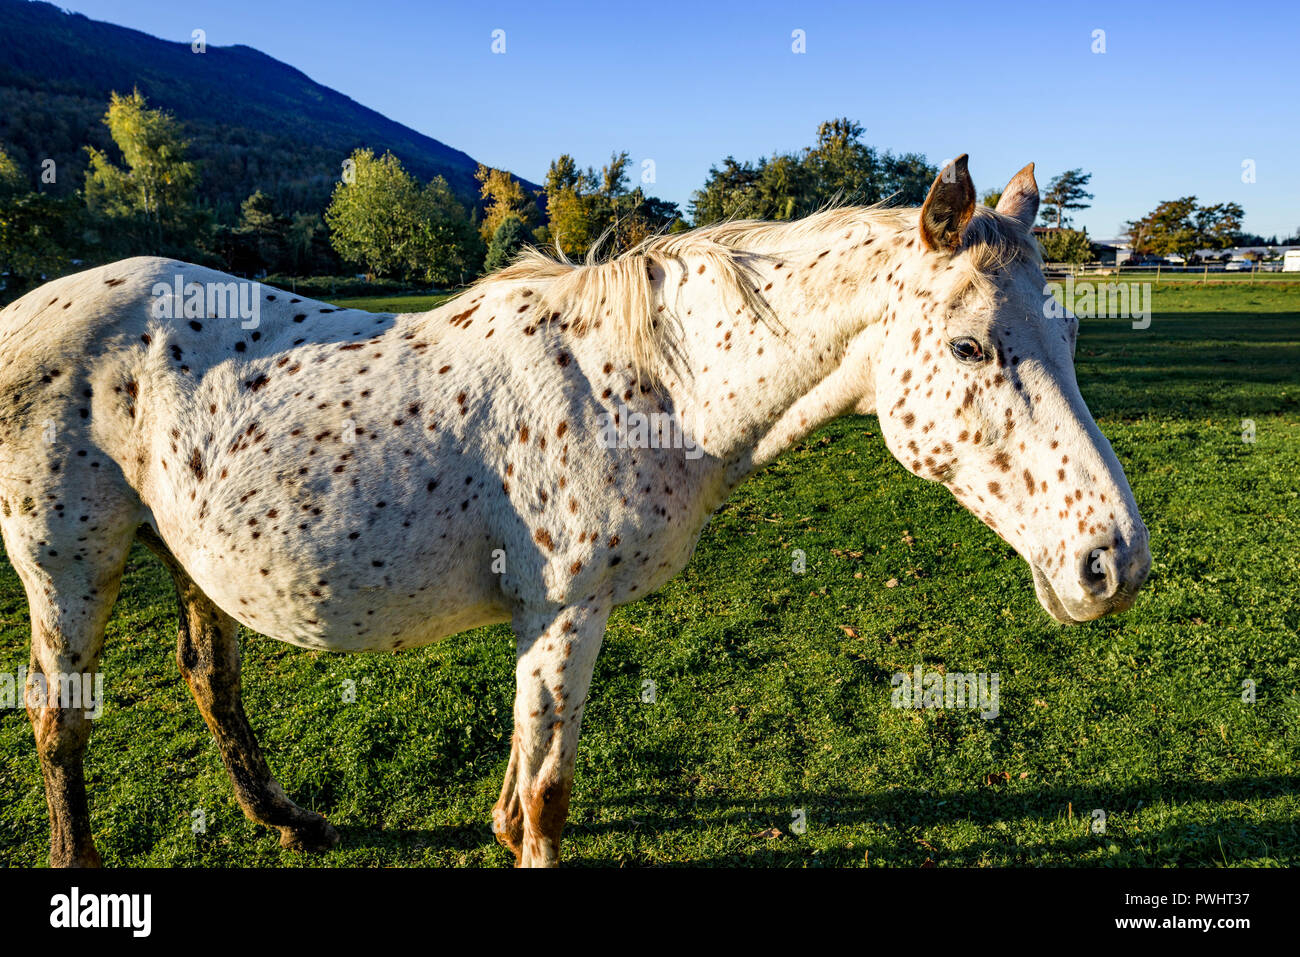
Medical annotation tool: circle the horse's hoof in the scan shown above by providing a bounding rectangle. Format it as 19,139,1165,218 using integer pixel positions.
49,846,102,868
279,814,340,853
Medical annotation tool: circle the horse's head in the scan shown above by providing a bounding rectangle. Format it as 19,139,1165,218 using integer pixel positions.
865,156,1149,623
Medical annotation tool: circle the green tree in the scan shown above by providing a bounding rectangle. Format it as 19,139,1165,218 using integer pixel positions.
0,142,84,302
877,151,936,206
0,146,27,199
285,212,335,276
484,214,527,272
0,192,83,303
599,151,631,197
1039,169,1093,228
688,156,761,226
325,149,480,285
1194,202,1246,252
980,188,1003,208
231,190,290,274
806,118,879,205
326,149,430,278
1038,228,1094,265
540,152,680,258
689,119,935,226
1125,197,1244,263
543,153,597,255
415,175,483,286
475,165,535,242
83,89,197,247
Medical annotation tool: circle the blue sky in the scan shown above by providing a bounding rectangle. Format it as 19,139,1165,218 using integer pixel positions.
58,0,1300,240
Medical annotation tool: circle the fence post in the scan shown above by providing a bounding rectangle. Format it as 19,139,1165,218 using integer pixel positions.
1155,263,1161,286
1203,264,1208,285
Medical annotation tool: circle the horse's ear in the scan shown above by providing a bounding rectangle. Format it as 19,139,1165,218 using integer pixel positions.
919,154,976,252
995,162,1039,228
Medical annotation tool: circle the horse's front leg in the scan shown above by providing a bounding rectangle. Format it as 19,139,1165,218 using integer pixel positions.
491,731,523,861
502,604,608,868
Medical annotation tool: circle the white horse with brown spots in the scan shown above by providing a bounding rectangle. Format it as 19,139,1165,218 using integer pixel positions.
0,157,1148,867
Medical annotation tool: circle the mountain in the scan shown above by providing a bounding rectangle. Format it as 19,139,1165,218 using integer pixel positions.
0,0,532,219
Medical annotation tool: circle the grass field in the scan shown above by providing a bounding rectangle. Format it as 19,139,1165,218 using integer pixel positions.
1,283,1297,867
326,291,455,313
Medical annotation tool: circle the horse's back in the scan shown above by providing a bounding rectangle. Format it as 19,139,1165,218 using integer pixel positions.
1,256,174,343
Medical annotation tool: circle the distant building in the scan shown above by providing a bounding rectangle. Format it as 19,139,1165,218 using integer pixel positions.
1193,244,1300,262
1090,238,1133,265
1026,229,1298,268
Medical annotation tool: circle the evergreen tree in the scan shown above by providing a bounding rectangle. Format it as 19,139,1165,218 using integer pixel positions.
1039,169,1092,229
484,214,527,272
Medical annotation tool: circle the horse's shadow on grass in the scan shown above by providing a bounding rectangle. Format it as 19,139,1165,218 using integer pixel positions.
330,823,503,859
567,775,1300,866
324,774,1298,865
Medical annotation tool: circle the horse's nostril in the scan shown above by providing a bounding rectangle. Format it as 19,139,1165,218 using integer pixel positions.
1081,546,1116,596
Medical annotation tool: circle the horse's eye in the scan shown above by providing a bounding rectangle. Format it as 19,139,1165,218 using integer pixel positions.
949,337,988,362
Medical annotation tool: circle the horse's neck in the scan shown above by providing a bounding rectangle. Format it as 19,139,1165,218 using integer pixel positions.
664,216,910,481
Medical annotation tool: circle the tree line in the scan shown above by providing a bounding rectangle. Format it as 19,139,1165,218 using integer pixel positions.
0,91,1277,303
1017,169,1293,266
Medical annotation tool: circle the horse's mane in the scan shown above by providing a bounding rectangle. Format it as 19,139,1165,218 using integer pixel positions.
468,203,1037,383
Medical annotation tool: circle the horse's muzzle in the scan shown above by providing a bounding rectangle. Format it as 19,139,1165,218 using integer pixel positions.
1032,537,1151,624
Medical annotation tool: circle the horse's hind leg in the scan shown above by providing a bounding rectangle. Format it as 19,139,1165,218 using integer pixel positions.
140,530,339,852
2,503,135,867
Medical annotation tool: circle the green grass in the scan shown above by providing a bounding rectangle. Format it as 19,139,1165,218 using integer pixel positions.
325,291,454,313
2,284,1297,867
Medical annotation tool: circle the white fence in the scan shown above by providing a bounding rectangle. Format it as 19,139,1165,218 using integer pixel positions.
1042,262,1292,282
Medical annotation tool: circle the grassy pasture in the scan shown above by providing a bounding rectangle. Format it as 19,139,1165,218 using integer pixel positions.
324,291,455,314
0,283,1297,867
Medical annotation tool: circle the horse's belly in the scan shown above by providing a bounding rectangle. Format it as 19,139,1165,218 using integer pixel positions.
151,482,511,652
184,538,508,651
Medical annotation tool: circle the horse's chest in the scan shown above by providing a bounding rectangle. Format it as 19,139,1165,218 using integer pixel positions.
541,451,714,608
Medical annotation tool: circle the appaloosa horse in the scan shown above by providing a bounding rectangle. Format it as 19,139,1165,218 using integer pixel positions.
0,157,1149,867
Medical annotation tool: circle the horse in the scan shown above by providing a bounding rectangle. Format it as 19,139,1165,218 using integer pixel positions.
0,156,1150,867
